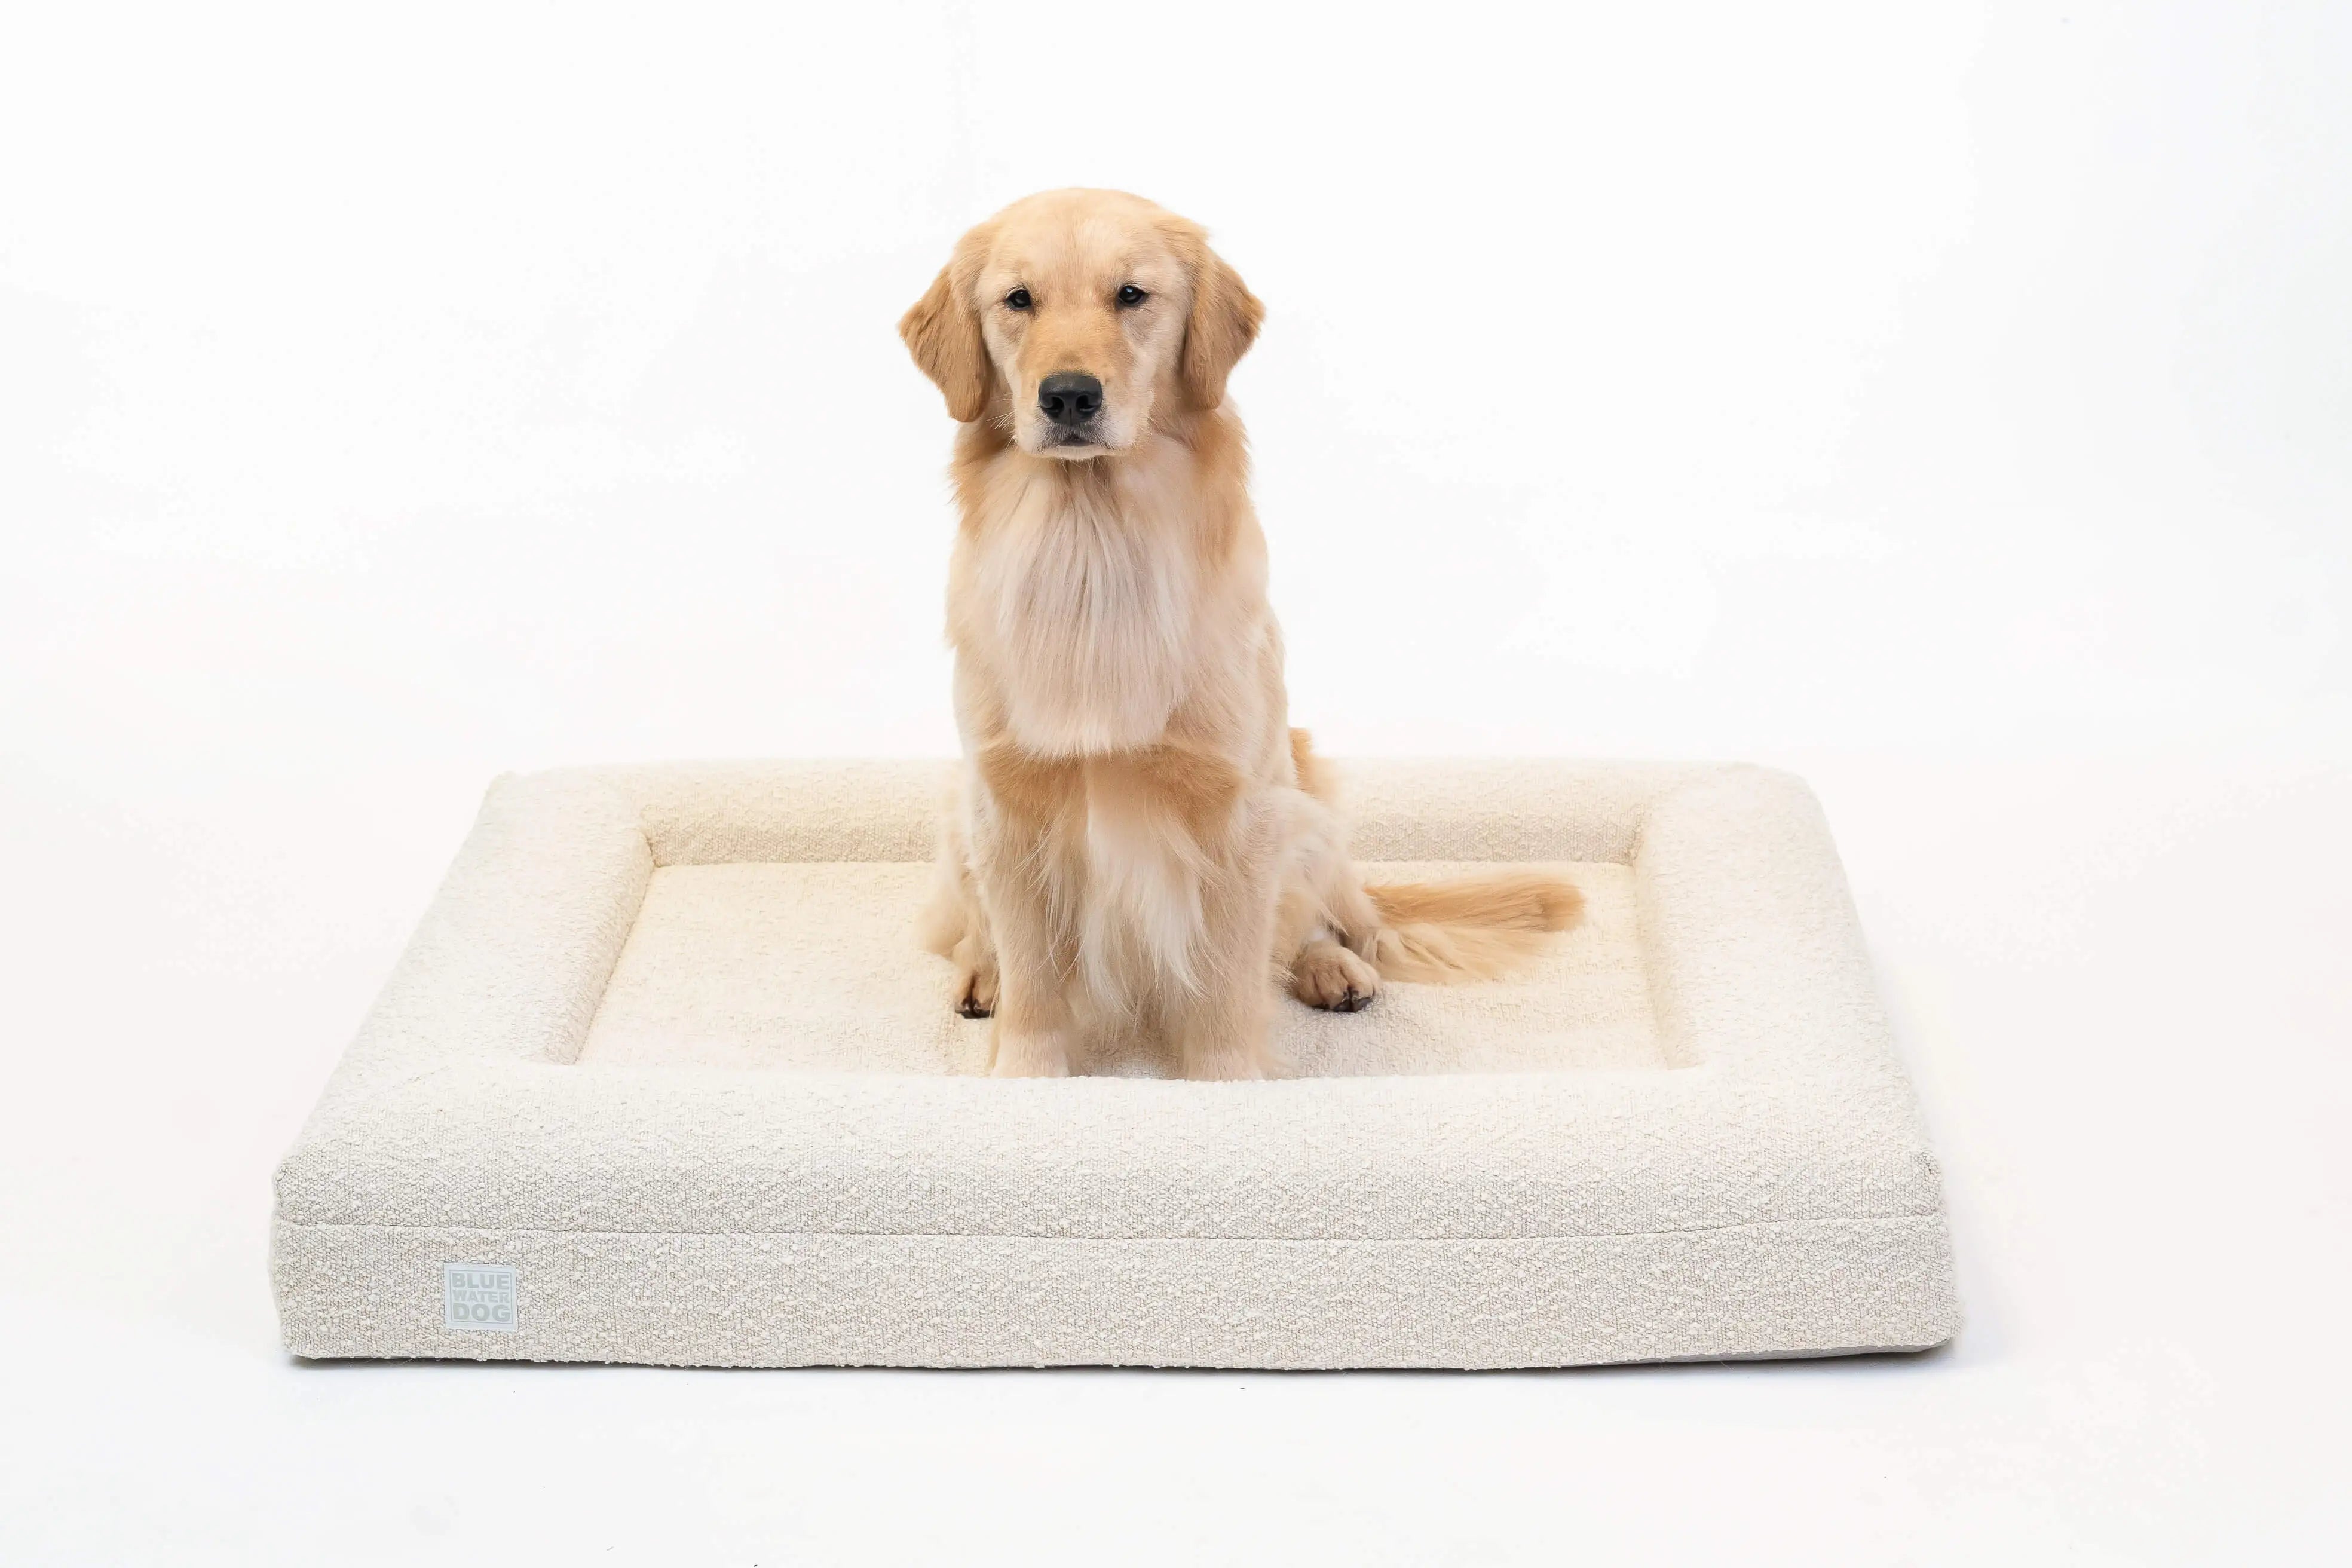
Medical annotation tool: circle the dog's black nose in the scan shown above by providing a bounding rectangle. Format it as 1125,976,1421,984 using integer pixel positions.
1038,372,1102,427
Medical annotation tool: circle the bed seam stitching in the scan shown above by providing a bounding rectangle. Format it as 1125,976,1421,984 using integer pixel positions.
271,1209,1944,1244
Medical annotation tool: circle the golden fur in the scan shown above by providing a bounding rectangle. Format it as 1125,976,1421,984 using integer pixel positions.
903,189,1581,1079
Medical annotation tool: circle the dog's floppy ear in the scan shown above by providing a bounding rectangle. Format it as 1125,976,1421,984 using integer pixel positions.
899,238,991,423
1180,235,1264,412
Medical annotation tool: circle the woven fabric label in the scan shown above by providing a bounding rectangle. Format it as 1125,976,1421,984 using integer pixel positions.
442,1263,518,1332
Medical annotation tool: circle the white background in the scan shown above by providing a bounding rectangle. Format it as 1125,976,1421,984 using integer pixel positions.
4,2,2347,1561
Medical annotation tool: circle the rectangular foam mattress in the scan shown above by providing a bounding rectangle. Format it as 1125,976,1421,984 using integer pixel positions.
271,759,1959,1368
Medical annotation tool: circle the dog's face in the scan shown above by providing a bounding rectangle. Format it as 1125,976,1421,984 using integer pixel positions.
901,189,1263,457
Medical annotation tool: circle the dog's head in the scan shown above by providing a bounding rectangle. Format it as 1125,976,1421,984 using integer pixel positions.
900,189,1263,457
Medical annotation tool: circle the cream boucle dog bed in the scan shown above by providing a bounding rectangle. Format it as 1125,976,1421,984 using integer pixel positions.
271,760,1958,1368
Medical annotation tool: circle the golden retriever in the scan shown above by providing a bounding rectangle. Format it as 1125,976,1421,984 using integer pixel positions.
902,188,1580,1079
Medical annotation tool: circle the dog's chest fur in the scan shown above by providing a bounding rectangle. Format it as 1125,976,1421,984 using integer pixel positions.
966,455,1205,757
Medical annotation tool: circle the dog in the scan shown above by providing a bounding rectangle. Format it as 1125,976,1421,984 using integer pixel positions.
901,188,1581,1079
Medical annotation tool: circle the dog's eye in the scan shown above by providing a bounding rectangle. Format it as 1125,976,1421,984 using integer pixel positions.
1117,284,1147,307
1004,288,1032,311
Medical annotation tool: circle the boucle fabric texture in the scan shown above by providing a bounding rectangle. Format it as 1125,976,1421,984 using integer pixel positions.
271,760,1959,1369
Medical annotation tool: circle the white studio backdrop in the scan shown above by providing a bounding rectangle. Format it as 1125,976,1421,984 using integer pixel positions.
8,3,2345,783
4,4,2350,1563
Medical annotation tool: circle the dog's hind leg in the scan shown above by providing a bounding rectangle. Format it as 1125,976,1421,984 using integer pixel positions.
919,773,1000,1018
1272,741,1385,1012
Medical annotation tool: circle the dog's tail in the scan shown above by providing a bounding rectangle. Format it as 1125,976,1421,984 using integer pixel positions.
1363,871,1584,983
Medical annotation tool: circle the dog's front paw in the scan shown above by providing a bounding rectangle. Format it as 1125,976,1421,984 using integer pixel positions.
1181,1044,1277,1081
1291,942,1380,1013
955,967,997,1019
990,1025,1070,1077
